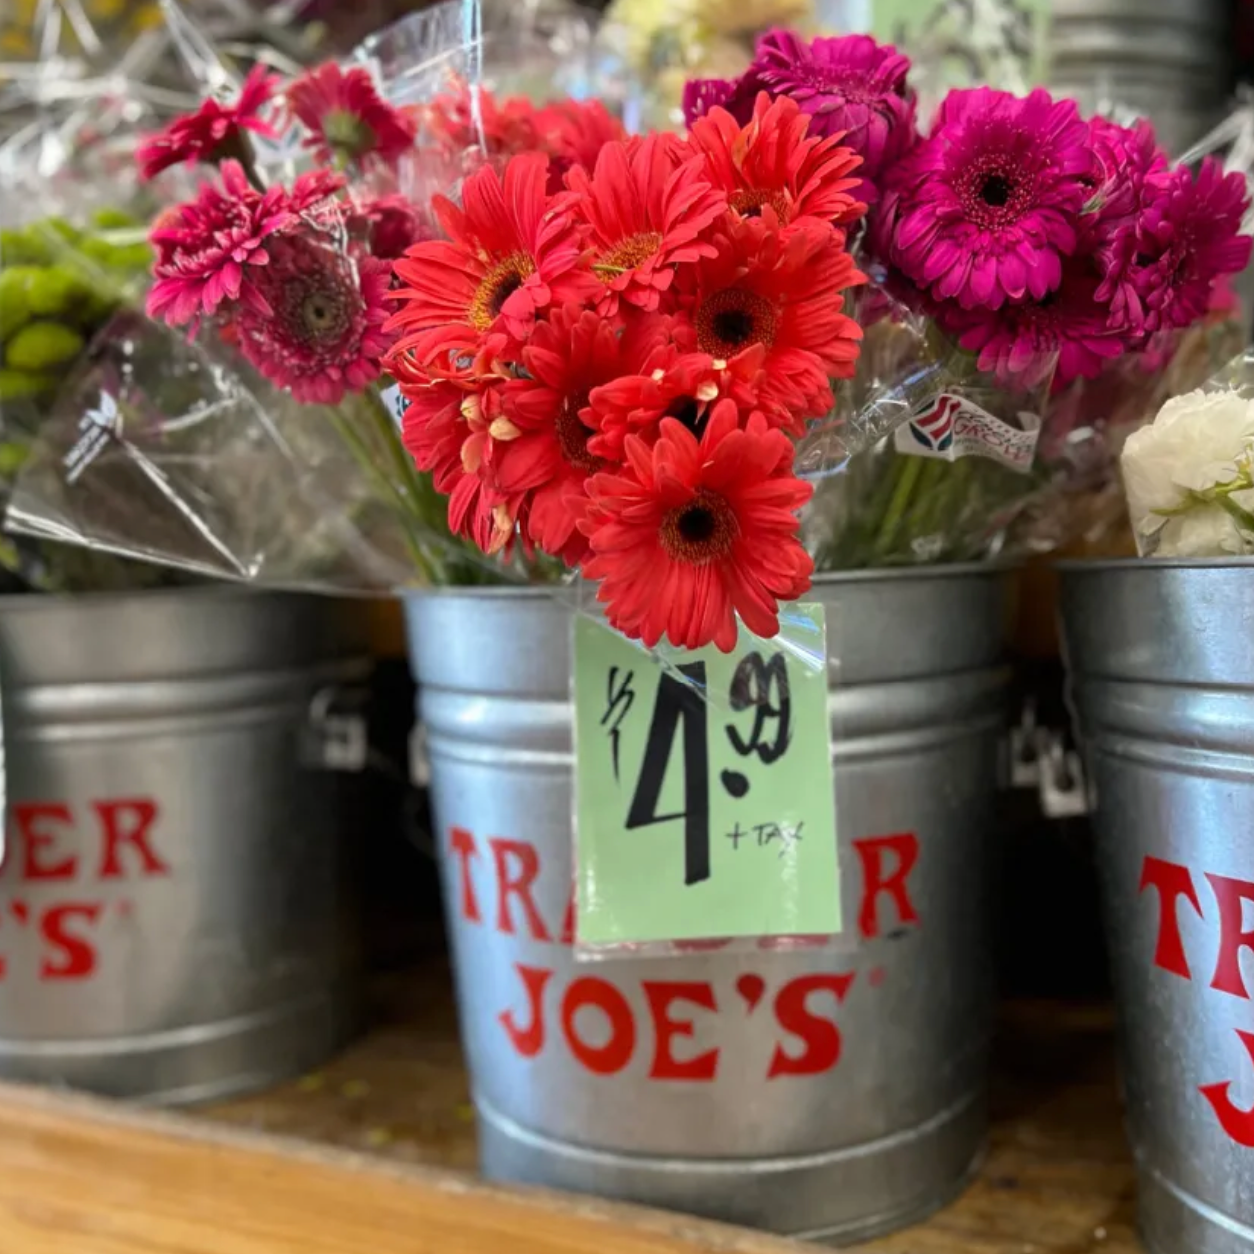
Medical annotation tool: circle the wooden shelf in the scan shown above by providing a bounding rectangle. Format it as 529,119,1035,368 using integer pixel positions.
190,954,1138,1254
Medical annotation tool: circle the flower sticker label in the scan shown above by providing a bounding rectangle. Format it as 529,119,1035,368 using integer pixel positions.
895,393,1042,473
573,606,840,947
64,390,120,484
379,383,410,428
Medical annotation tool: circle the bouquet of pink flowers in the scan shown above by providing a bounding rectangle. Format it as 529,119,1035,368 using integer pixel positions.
686,30,1253,566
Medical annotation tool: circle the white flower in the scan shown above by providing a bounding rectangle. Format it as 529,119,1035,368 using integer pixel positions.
1121,388,1254,558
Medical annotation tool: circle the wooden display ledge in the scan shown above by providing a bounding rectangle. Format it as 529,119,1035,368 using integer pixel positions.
0,959,1136,1253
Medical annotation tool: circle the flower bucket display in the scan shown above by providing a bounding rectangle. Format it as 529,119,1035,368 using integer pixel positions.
1,0,1252,1235
1060,560,1254,1254
0,587,367,1103
406,566,1009,1240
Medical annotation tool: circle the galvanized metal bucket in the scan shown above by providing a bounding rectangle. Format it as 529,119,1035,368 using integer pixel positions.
1061,559,1254,1254
406,567,1011,1242
0,587,367,1105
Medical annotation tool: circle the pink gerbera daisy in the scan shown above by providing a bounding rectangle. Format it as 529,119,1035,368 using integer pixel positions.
1097,157,1252,335
888,87,1094,310
146,159,294,328
751,31,918,198
681,215,865,425
688,93,866,229
940,254,1127,389
580,406,814,652
137,64,280,180
287,62,417,170
229,232,393,404
387,152,588,364
564,133,728,314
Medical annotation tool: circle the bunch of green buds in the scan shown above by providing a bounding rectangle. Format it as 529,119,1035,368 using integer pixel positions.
0,209,151,405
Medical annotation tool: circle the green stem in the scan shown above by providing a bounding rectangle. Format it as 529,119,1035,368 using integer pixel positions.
327,399,440,584
873,453,926,557
1215,492,1254,535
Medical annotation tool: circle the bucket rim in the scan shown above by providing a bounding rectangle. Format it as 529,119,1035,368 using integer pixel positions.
403,560,1011,604
0,583,349,614
1056,556,1254,575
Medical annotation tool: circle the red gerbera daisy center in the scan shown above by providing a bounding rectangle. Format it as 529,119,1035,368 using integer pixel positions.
660,489,739,565
595,231,663,279
470,252,536,331
555,392,604,473
695,288,778,357
960,156,1032,227
663,394,704,436
730,188,791,219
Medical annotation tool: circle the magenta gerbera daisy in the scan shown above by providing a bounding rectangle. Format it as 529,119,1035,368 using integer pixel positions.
940,254,1127,390
887,87,1094,311
229,232,393,404
146,159,294,328
1096,157,1252,336
751,31,917,197
287,62,417,170
137,64,280,181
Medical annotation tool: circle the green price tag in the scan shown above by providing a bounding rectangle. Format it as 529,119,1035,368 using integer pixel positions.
573,604,840,947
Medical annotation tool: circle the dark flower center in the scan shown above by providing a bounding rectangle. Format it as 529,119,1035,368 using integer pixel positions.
663,394,704,436
302,291,345,334
555,393,604,474
695,288,777,357
469,252,536,331
979,174,1011,207
660,488,737,564
960,156,1031,227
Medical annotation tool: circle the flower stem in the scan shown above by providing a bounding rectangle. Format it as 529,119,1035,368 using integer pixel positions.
873,452,926,557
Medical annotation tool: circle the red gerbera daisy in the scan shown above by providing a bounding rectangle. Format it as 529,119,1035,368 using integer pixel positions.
147,159,294,328
230,232,392,404
387,152,588,364
534,98,627,192
489,305,666,564
688,94,866,229
565,133,728,313
682,215,865,425
137,64,280,180
420,85,540,166
588,342,765,460
287,62,417,170
581,406,814,652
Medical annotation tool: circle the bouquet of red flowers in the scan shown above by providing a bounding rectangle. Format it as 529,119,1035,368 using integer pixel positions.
386,91,866,649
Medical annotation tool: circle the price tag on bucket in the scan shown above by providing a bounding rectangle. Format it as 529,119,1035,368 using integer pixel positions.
573,605,840,947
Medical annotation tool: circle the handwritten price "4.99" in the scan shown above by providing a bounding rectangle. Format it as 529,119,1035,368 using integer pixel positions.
604,651,793,887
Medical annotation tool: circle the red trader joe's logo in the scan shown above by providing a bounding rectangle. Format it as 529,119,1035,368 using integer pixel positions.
1141,855,1254,1146
449,826,920,1081
0,799,167,982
